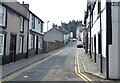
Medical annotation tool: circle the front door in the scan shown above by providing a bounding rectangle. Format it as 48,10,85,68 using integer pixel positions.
10,35,16,62
36,36,38,54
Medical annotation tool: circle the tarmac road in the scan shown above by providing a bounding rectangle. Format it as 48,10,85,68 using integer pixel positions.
2,41,103,82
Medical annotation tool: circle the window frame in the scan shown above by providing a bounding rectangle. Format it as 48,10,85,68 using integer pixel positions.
0,5,6,27
31,15,35,29
31,34,35,49
20,17,24,33
19,36,23,53
0,33,4,55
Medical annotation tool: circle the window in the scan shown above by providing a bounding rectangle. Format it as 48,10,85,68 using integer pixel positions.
0,5,6,26
19,37,23,53
31,16,35,29
0,34,4,55
38,20,40,24
31,34,35,49
20,17,24,32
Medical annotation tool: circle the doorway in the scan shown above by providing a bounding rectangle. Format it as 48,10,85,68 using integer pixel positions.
10,35,16,62
94,35,96,63
36,36,38,54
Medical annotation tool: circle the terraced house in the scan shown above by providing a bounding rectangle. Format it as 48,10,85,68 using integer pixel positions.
28,11,44,56
0,1,29,65
84,0,120,79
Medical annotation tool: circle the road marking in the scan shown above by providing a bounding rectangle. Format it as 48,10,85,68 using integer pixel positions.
74,48,94,83
76,50,93,82
2,47,68,82
74,57,88,82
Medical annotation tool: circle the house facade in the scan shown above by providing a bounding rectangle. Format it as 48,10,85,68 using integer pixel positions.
28,11,44,57
76,23,85,41
0,1,29,65
84,0,120,79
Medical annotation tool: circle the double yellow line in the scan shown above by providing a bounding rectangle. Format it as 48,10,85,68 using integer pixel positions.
1,47,68,82
75,49,93,83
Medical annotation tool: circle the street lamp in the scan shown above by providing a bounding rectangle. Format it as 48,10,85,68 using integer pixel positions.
47,21,49,31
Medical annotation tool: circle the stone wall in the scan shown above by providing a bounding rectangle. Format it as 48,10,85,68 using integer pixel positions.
43,41,64,53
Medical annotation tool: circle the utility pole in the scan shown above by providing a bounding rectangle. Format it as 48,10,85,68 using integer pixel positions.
47,21,49,52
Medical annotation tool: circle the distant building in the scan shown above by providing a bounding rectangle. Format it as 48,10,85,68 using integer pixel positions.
44,26,69,45
61,20,81,38
76,23,85,41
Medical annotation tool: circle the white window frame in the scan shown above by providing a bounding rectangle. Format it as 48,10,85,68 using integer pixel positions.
0,5,6,27
0,33,4,55
19,37,23,53
31,34,34,48
31,15,35,29
20,17,23,32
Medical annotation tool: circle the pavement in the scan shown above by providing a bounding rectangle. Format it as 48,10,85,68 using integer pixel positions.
78,48,106,79
1,41,106,80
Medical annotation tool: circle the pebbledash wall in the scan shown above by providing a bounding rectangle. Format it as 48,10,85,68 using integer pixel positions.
0,1,29,65
85,0,120,79
109,1,120,78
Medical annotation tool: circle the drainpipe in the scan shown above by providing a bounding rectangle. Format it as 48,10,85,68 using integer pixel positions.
90,6,92,58
106,1,112,80
99,1,103,73
26,12,30,59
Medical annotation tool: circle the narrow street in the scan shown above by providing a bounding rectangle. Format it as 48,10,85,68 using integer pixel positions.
2,41,103,82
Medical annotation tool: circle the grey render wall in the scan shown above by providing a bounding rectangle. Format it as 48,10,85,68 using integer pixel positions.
2,1,28,18
44,28,64,42
5,7,28,56
109,5,120,79
118,5,120,78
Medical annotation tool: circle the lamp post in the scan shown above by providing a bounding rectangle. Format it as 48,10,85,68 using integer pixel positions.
47,21,49,31
47,21,49,52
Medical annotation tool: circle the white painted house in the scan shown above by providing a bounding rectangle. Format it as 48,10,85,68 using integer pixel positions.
28,11,44,56
84,0,120,79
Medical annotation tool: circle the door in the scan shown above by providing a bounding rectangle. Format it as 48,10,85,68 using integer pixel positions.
10,35,16,62
94,36,96,63
36,36,38,54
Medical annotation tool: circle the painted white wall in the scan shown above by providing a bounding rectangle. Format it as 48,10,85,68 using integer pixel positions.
101,0,107,58
35,17,42,33
29,13,42,34
91,17,100,54
63,34,69,44
93,0,98,24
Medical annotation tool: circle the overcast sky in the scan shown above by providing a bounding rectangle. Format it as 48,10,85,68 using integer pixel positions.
17,0,87,32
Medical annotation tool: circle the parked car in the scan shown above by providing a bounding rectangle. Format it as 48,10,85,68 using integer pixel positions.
77,41,84,48
72,38,77,42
